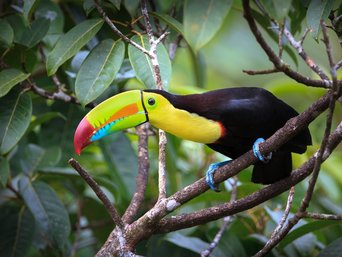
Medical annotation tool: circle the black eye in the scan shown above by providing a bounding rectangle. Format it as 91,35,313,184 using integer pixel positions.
148,98,155,106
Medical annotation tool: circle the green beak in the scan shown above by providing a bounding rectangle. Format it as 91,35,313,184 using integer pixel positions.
74,90,148,155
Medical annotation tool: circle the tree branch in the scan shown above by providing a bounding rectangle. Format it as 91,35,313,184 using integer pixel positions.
68,158,125,230
140,0,168,201
201,177,238,257
123,124,150,224
303,212,342,221
154,121,342,233
282,26,330,83
242,0,339,88
124,88,340,246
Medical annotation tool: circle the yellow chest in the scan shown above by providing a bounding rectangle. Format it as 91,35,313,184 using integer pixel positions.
149,107,222,144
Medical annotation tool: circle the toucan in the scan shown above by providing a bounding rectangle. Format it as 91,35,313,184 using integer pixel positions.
73,87,311,190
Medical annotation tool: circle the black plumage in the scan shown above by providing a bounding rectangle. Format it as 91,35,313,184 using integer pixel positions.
146,87,312,184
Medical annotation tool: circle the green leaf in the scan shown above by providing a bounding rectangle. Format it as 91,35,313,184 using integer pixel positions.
317,237,342,257
0,69,30,97
288,1,307,34
184,0,232,50
39,166,78,176
150,12,184,35
128,35,171,89
166,232,224,257
38,146,62,168
23,0,40,22
75,39,125,106
36,0,65,36
260,0,292,20
5,15,26,44
124,0,139,17
307,0,335,39
46,18,104,76
279,220,340,249
19,144,45,175
83,0,96,15
21,17,50,48
27,112,65,133
100,132,138,198
0,204,35,257
18,177,71,252
109,0,121,9
0,90,32,155
0,156,9,187
0,19,14,47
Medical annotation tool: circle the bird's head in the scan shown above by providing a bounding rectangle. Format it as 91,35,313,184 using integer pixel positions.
74,90,172,155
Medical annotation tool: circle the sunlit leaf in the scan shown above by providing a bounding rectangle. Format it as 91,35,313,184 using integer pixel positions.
128,35,171,89
0,90,32,155
18,178,71,252
0,204,35,257
75,39,125,106
46,18,104,76
184,0,232,50
0,69,30,97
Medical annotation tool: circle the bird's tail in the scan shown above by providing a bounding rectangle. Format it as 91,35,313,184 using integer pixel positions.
252,150,292,184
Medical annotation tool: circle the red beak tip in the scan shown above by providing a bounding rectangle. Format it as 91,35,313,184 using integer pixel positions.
74,117,95,156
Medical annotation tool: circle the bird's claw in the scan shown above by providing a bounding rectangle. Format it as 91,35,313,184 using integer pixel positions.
253,138,272,163
205,160,231,192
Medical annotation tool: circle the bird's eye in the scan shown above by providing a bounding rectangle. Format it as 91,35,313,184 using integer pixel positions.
148,98,155,106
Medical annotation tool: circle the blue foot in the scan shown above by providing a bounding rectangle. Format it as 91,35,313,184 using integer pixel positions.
205,160,231,192
253,138,272,163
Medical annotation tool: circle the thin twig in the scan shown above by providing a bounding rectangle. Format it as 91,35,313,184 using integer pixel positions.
252,187,295,257
93,0,152,58
303,212,342,220
201,177,238,257
335,59,342,71
123,124,150,224
242,0,336,88
158,130,168,200
278,21,285,59
251,22,339,256
153,121,342,234
243,68,279,75
272,187,295,235
282,25,330,83
68,158,125,230
140,0,168,201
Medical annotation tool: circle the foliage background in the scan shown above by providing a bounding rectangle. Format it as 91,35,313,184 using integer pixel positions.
0,0,341,256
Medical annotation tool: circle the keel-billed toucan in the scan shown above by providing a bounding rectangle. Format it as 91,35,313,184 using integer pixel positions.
74,87,311,189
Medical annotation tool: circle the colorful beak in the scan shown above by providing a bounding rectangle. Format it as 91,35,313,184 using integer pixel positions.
74,90,148,155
